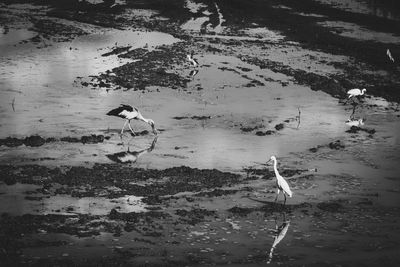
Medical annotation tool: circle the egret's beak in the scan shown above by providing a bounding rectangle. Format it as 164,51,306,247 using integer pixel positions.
266,159,272,165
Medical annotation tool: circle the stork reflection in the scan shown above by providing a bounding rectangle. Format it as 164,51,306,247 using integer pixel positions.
106,136,157,164
267,213,291,264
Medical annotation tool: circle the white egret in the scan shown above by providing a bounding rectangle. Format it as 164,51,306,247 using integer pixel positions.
387,49,395,62
347,88,366,99
267,156,293,205
187,52,199,67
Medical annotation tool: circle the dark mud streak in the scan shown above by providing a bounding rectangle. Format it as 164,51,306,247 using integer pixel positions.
0,165,241,198
97,44,189,91
0,135,107,147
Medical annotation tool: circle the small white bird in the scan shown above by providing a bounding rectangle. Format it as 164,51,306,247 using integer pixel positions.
345,118,364,127
387,49,395,63
107,104,157,135
347,88,366,99
267,156,293,205
187,53,199,67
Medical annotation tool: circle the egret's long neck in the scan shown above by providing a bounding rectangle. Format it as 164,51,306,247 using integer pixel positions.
273,159,279,177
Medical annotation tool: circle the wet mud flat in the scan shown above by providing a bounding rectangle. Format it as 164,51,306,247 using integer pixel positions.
1,0,400,266
1,162,400,266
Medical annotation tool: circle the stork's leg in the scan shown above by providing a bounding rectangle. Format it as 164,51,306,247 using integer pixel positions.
121,120,128,135
128,121,136,136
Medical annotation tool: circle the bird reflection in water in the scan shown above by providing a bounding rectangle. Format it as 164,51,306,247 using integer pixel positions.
267,213,291,264
189,69,199,80
346,100,365,126
106,136,158,164
345,118,365,127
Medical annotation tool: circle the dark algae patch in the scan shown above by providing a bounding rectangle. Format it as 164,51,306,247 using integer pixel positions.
0,135,107,147
1,0,400,266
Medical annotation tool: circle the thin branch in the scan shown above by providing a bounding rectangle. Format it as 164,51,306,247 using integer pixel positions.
296,107,301,129
11,97,15,112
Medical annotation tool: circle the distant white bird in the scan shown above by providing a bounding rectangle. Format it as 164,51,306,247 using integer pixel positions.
107,104,157,135
106,136,157,163
345,118,364,127
387,49,395,63
267,156,293,205
347,88,366,99
187,53,199,67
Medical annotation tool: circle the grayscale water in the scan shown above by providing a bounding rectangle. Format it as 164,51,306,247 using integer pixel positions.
0,0,399,266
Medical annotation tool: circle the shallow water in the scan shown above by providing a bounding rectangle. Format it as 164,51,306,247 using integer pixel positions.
319,20,400,44
315,0,400,21
1,1,400,266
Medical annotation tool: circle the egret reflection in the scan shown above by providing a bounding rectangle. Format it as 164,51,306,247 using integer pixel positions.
345,118,365,127
267,214,291,264
106,136,157,164
189,69,199,80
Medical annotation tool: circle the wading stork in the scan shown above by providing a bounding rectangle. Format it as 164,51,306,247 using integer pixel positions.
107,104,157,135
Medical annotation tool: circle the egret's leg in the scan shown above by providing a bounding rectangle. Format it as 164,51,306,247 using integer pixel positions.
283,194,287,206
121,120,128,135
274,189,280,202
128,121,136,135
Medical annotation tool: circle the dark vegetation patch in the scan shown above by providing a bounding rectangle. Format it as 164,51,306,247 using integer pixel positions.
175,208,216,225
328,140,345,150
309,139,347,152
0,135,107,147
101,46,132,57
240,124,263,132
229,202,313,216
346,126,376,135
317,201,343,212
173,115,212,120
255,130,275,136
0,165,241,200
95,44,189,91
274,123,285,131
29,17,87,42
242,166,310,181
194,189,240,197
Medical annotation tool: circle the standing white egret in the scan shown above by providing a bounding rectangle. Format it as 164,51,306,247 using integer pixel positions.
187,52,199,67
107,104,157,135
347,88,366,99
387,49,395,62
267,156,293,205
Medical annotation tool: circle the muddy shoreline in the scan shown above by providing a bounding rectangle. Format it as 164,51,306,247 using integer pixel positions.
1,0,400,266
